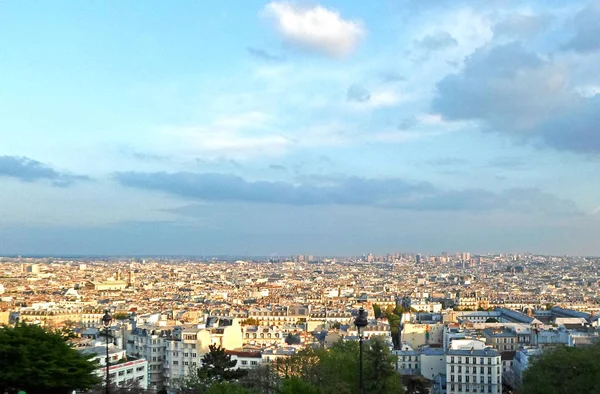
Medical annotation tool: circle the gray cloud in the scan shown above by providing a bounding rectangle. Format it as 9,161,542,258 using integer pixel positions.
247,47,285,62
380,71,405,83
432,42,600,154
494,12,552,38
114,171,579,215
269,164,287,171
562,1,600,53
427,157,471,167
347,84,371,102
0,156,89,187
415,31,458,51
487,157,528,170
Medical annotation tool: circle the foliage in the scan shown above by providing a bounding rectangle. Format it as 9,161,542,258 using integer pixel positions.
200,344,248,382
112,312,130,321
240,364,280,394
278,377,319,394
285,333,301,345
373,304,382,319
364,337,402,394
205,381,256,394
0,323,101,394
241,318,260,326
520,343,600,394
403,374,431,394
485,318,499,323
253,337,403,394
383,306,402,349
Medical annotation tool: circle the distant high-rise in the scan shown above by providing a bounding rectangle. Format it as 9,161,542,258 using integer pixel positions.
416,254,421,265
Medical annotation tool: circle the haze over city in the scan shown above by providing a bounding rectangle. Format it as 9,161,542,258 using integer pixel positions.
2,0,600,256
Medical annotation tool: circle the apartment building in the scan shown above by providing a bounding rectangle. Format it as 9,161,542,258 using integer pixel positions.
446,348,501,394
80,345,149,389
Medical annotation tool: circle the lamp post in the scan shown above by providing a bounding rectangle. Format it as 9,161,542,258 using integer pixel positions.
354,307,368,394
102,310,112,394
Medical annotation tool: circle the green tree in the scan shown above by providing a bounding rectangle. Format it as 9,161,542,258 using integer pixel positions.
241,318,260,326
373,304,382,319
112,312,130,321
278,377,319,394
520,343,600,394
200,344,247,382
285,333,301,345
0,323,100,394
364,337,403,394
485,318,499,323
240,364,280,394
206,381,256,394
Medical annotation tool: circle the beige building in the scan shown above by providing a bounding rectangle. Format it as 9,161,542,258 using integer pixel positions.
85,279,128,291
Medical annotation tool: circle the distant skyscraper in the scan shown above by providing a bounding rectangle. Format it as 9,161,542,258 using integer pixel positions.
415,254,421,265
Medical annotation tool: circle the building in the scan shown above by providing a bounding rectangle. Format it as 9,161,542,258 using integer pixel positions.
85,279,128,291
80,345,149,389
446,347,502,394
227,350,262,369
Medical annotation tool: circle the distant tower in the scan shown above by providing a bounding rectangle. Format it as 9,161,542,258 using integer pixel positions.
128,270,135,288
115,270,122,281
415,254,421,265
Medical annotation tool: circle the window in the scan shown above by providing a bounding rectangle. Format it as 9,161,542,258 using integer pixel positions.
126,369,133,374
136,366,144,372
466,366,470,373
118,371,125,376
251,361,258,366
458,366,462,373
192,353,196,357
480,358,484,364
241,360,248,365
451,366,455,373
184,353,188,357
451,356,455,363
480,367,484,374
184,362,188,366
174,361,178,365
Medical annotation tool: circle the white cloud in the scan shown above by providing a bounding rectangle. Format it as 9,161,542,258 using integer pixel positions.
263,1,365,58
164,112,291,160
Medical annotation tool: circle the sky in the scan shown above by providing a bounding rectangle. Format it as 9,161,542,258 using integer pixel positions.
1,0,600,256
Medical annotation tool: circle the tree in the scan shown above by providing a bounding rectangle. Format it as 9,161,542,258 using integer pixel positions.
241,318,260,326
240,364,280,394
373,304,382,319
485,318,499,323
200,344,247,382
278,377,319,394
520,343,600,394
364,337,403,394
0,324,101,394
285,333,301,345
205,381,256,394
112,312,130,321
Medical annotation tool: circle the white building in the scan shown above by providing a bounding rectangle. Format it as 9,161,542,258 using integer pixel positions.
227,350,262,369
446,347,502,394
80,345,149,389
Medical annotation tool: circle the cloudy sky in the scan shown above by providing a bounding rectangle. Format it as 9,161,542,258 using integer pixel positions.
1,0,600,256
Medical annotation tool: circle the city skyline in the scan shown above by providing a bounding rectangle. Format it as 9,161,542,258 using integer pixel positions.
2,0,600,256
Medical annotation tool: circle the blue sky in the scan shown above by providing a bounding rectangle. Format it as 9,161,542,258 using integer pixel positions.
1,0,600,256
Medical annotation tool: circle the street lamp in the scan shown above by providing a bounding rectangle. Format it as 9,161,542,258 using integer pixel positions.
354,307,368,394
102,310,112,394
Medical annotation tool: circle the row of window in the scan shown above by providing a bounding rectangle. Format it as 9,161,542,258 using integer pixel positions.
449,384,500,393
449,375,500,384
400,363,419,370
450,357,496,365
450,366,500,374
240,360,259,366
